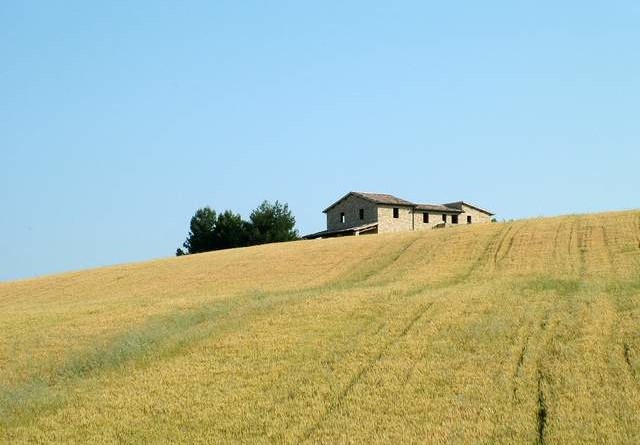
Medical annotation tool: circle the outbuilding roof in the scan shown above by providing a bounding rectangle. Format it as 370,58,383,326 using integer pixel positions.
442,201,495,216
415,204,462,213
303,222,378,239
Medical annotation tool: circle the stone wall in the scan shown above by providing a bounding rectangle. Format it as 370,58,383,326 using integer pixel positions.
458,204,493,225
326,194,379,231
325,195,493,234
377,205,414,233
412,211,453,231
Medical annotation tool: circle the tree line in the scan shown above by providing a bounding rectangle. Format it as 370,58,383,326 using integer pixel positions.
176,200,299,256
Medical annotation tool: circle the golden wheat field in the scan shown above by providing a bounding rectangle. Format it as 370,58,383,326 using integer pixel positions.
1,211,640,444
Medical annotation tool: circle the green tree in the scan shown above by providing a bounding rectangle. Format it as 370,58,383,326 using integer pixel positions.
179,207,218,254
215,210,249,249
177,201,299,256
248,200,299,245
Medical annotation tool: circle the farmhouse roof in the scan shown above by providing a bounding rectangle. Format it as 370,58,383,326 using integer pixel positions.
322,191,494,216
323,192,414,213
442,201,495,216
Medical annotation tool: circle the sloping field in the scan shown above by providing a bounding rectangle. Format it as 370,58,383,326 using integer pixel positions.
1,211,640,444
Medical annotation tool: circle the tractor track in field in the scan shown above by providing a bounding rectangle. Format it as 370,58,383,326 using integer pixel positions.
623,343,637,379
526,225,538,252
534,313,553,445
456,225,509,282
536,368,549,445
431,225,507,287
551,221,565,262
298,302,433,443
508,308,555,445
576,220,591,278
600,225,616,272
318,307,396,393
567,220,575,256
512,311,550,401
398,305,438,388
377,237,422,275
494,224,525,268
400,352,422,389
512,336,531,400
493,225,515,267
350,236,422,285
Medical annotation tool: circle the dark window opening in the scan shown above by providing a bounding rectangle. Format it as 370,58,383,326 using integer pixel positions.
423,212,429,223
442,214,447,223
467,215,472,224
359,209,364,220
452,214,459,224
340,212,345,223
393,208,399,218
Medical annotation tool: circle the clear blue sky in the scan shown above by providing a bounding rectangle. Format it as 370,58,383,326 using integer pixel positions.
1,1,639,281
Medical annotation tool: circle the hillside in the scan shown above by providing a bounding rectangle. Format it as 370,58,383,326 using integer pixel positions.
1,211,640,444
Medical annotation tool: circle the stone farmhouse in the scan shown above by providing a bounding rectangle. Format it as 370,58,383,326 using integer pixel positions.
304,191,494,239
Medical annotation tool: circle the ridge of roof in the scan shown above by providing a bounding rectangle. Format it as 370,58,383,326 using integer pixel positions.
352,192,415,207
442,201,495,216
415,203,462,213
323,191,415,213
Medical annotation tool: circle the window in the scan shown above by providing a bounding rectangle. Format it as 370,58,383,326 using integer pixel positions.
467,215,472,224
442,214,447,223
340,212,345,223
359,209,364,220
423,212,429,223
393,208,399,218
452,214,459,224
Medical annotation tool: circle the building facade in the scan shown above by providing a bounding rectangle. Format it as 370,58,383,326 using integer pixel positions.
304,192,494,239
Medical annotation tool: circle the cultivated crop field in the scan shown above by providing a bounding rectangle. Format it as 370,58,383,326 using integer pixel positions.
1,211,640,444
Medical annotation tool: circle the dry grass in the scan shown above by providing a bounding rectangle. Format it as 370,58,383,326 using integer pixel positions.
1,210,640,443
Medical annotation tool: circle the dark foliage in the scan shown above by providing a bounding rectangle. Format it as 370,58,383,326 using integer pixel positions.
215,210,250,250
248,200,299,245
181,207,218,254
177,201,299,255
